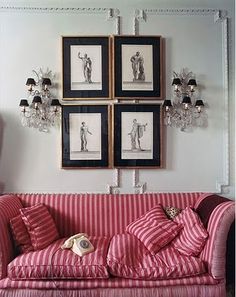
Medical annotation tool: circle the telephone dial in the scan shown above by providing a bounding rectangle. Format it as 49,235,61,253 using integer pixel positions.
61,233,94,257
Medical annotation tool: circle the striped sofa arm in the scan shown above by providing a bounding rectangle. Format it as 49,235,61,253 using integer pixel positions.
0,194,23,279
200,201,235,279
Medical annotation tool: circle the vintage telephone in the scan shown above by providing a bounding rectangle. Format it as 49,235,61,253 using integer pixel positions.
61,233,94,257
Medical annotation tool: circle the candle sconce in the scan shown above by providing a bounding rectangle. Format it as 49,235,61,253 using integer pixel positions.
19,68,61,132
163,69,207,132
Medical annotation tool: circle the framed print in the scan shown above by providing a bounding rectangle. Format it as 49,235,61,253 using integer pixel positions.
113,104,163,168
62,105,111,168
62,36,111,100
113,35,164,99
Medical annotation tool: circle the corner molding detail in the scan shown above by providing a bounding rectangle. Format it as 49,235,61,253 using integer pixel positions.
107,169,121,194
133,9,146,35
107,8,121,35
133,169,146,194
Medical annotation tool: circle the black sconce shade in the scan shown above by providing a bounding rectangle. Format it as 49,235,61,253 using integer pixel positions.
172,78,182,85
42,78,52,86
32,96,42,104
195,100,204,107
51,99,61,106
182,96,192,104
187,79,197,86
26,78,36,86
163,99,172,107
19,99,29,107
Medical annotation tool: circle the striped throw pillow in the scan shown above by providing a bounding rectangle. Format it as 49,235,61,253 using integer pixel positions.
172,207,208,256
126,204,182,255
10,215,33,253
20,204,59,250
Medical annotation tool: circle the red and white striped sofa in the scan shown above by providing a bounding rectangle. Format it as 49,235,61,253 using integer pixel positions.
0,192,234,297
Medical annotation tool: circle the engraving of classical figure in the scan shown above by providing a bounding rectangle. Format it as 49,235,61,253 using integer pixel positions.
130,51,145,81
80,122,92,152
128,119,147,151
78,52,92,83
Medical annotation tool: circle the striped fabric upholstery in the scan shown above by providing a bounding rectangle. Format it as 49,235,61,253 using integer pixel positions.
8,237,110,280
9,215,33,253
0,195,23,279
126,205,182,254
0,192,233,297
200,201,235,279
107,233,206,279
172,207,208,256
0,273,219,289
17,193,201,237
20,204,59,250
0,284,226,297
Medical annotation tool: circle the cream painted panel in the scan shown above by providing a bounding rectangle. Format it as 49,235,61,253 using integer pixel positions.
135,13,225,193
0,1,234,197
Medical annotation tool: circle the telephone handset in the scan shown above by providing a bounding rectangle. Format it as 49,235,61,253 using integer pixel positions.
61,233,94,257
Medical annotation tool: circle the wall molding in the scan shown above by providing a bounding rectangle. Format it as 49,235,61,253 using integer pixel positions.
107,169,121,194
0,6,109,13
215,16,230,194
0,6,121,34
0,6,232,195
0,6,107,13
133,9,146,35
107,8,121,35
133,8,231,195
143,8,226,16
133,169,146,194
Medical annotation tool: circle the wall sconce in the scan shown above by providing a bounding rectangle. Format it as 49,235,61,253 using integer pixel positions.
19,69,61,132
162,69,207,132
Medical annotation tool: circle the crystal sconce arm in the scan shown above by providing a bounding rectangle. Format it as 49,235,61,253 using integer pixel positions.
162,69,207,132
19,70,61,132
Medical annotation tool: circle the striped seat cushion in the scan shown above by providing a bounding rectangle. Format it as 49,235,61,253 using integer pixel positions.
20,204,59,250
172,207,208,256
107,233,206,280
10,215,33,253
8,236,110,280
126,204,182,254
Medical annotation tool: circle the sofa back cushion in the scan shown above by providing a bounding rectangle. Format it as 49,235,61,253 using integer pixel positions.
17,193,201,237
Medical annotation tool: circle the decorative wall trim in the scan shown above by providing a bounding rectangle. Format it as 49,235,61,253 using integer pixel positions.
133,169,146,194
133,8,230,195
133,9,146,35
0,6,121,34
215,16,230,194
0,6,107,13
0,4,122,195
143,8,223,16
107,8,121,35
1,6,231,195
107,169,121,194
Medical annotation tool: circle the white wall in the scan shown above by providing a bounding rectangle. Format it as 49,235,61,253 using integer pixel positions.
0,0,234,197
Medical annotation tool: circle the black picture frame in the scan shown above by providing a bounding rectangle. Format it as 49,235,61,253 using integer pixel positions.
113,104,163,168
113,35,164,99
62,105,111,168
62,36,111,100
